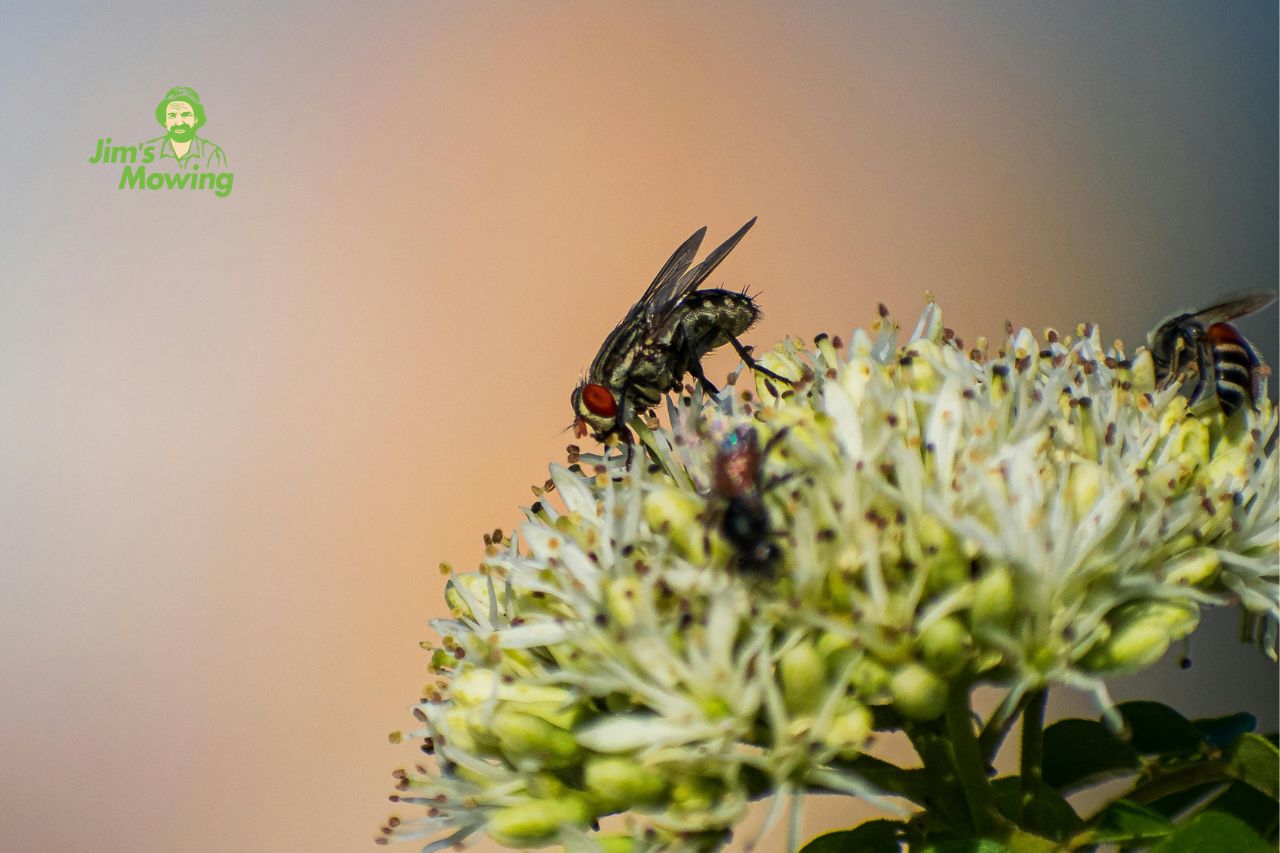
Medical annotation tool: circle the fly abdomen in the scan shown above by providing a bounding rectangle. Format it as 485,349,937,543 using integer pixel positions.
670,289,761,356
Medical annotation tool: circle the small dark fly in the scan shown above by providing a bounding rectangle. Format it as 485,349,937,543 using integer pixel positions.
1148,290,1276,416
571,218,790,449
711,425,792,574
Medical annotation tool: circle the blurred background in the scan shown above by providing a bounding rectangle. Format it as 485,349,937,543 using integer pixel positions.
0,2,1275,851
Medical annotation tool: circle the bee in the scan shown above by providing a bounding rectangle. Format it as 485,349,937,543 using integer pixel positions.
1147,290,1276,416
711,425,791,574
571,218,789,447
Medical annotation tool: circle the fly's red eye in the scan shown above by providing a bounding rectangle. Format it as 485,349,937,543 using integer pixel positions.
581,384,617,417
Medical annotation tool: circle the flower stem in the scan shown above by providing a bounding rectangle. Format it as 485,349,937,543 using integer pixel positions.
1019,689,1048,800
980,688,1030,763
945,687,1001,835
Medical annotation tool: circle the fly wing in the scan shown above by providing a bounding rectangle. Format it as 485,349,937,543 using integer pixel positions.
671,217,757,298
639,226,707,319
1185,290,1277,325
586,226,706,379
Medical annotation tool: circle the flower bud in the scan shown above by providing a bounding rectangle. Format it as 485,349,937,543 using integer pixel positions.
493,709,580,770
902,341,942,394
847,655,892,699
450,668,498,706
890,663,948,721
1164,548,1221,587
669,774,722,814
585,755,668,812
442,707,483,754
605,577,642,629
643,488,707,562
1068,461,1102,520
486,796,593,848
1129,349,1156,392
918,616,972,676
822,700,873,758
1081,600,1199,674
781,639,827,715
971,564,1015,630
444,575,493,620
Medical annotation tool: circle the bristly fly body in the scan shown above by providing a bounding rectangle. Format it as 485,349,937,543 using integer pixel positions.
570,218,789,450
1148,290,1276,416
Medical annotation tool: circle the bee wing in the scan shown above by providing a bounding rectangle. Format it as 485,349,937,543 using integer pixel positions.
1184,290,1277,325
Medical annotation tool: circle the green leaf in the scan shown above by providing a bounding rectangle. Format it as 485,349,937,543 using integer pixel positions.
798,820,903,853
1147,781,1225,820
1082,798,1175,844
1117,701,1206,756
1042,719,1140,792
918,841,1013,853
1206,781,1280,841
1152,811,1273,853
989,777,1082,841
1225,733,1280,801
1193,712,1256,748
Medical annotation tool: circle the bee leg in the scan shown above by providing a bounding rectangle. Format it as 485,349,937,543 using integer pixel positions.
1186,336,1216,412
727,335,792,385
761,426,791,457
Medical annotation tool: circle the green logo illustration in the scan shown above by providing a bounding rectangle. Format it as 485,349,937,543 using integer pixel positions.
88,86,234,198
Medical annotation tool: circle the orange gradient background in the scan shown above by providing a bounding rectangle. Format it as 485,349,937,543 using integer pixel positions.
0,3,1275,852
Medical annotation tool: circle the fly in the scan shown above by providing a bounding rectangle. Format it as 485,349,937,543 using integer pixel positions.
570,218,790,450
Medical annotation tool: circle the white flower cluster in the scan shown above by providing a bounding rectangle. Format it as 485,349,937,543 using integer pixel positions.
382,302,1278,852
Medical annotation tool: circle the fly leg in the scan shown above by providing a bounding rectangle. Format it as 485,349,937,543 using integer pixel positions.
727,334,792,386
685,355,721,396
671,330,722,397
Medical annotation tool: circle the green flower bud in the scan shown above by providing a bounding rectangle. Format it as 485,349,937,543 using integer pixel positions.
1081,600,1199,674
903,341,942,393
781,639,827,715
585,755,668,812
890,663,948,721
444,573,499,621
1068,461,1102,520
643,487,707,562
755,350,806,395
493,709,581,770
918,616,972,676
972,564,1015,630
1206,444,1249,490
670,774,722,815
442,707,482,754
486,796,593,848
822,700,873,758
1129,349,1156,392
450,668,498,706
596,836,637,853
605,577,642,629
506,699,582,731
1164,548,1221,587
847,655,892,699
1081,622,1170,674
525,772,568,799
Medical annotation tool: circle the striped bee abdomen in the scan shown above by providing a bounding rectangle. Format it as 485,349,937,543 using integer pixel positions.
1206,322,1260,416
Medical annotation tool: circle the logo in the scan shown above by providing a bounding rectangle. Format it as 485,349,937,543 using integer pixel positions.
88,86,233,198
